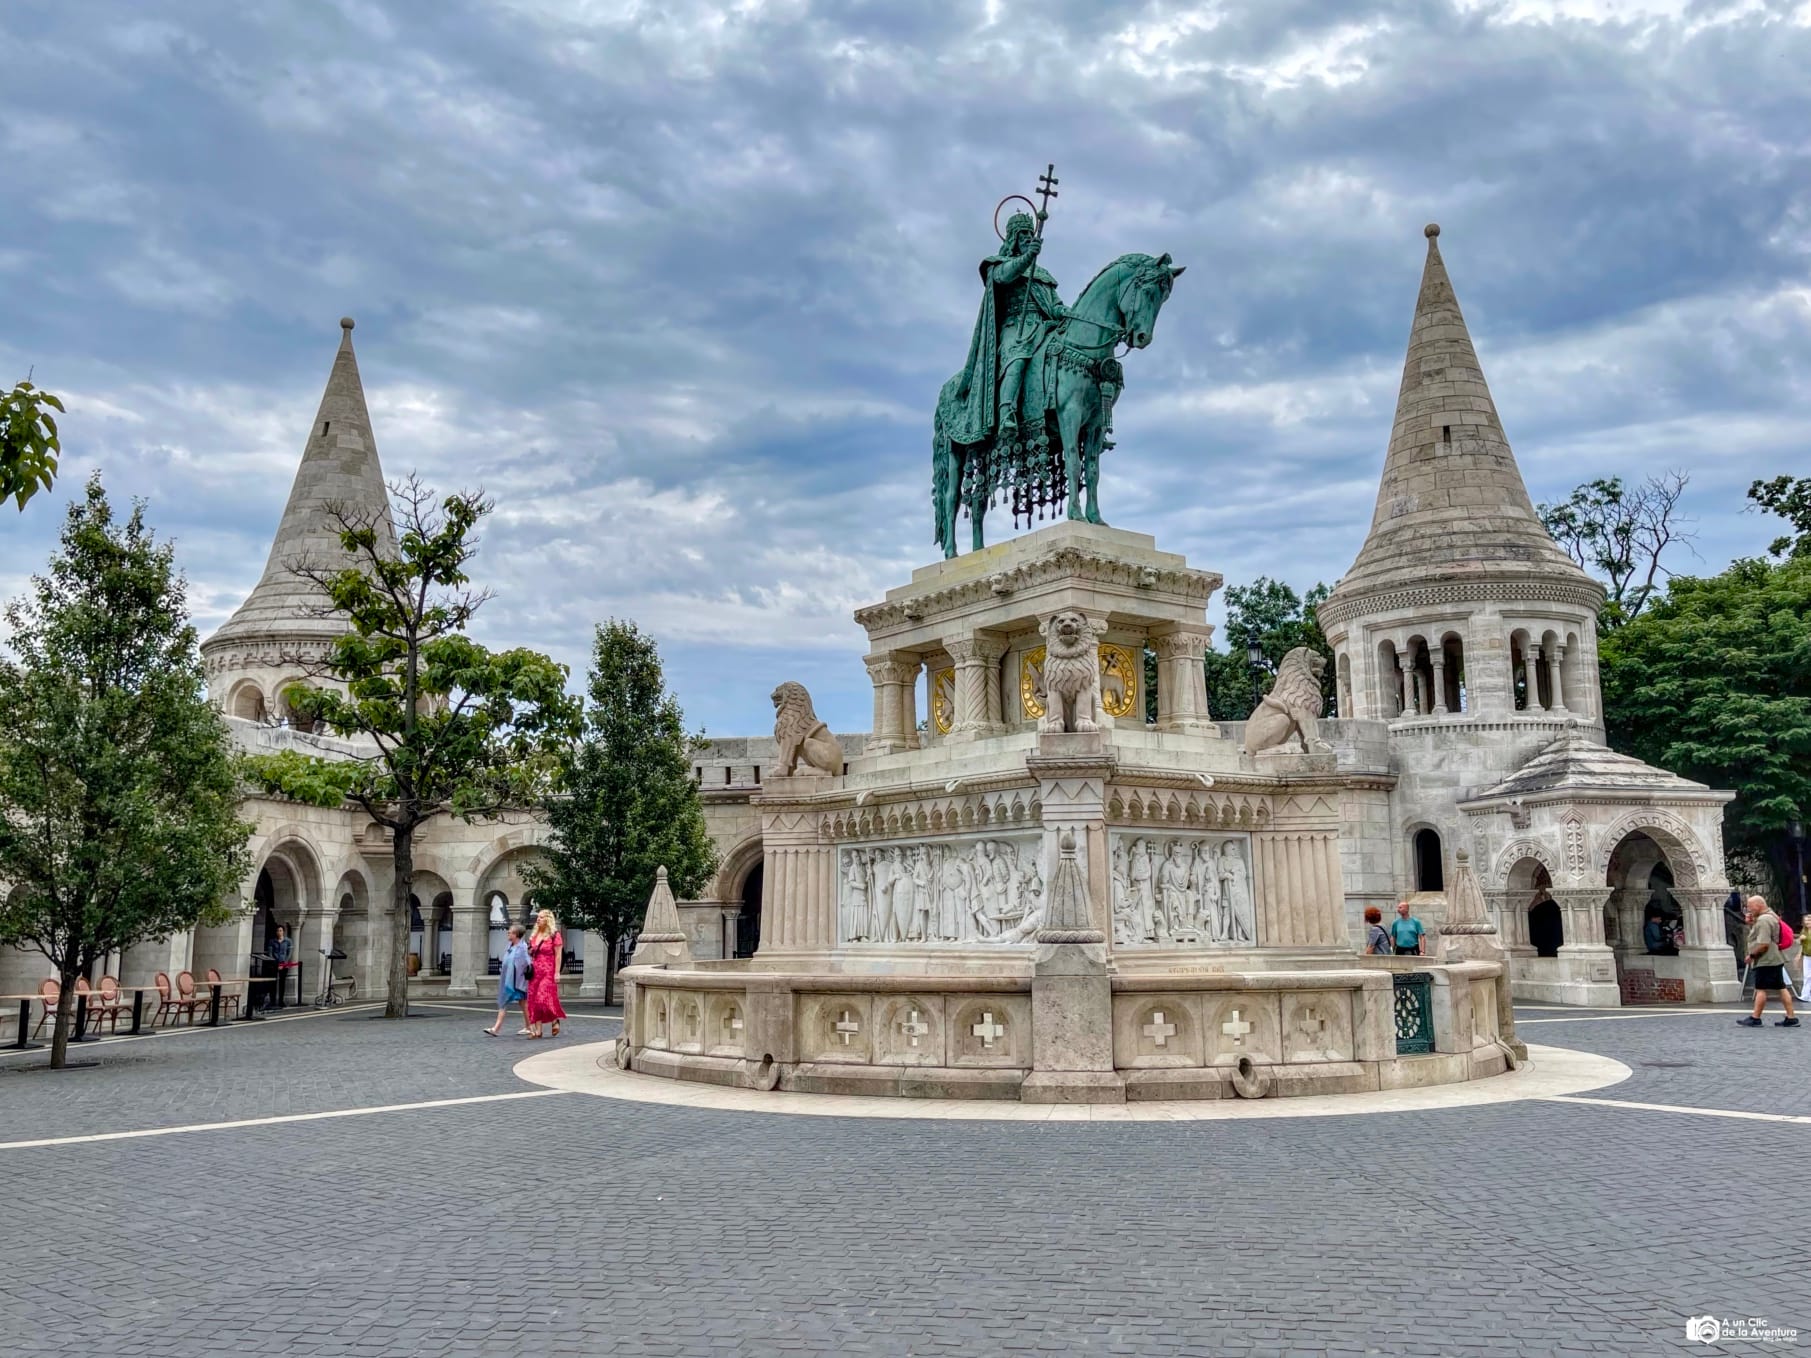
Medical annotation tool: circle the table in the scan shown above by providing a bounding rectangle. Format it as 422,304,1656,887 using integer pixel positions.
0,992,47,1051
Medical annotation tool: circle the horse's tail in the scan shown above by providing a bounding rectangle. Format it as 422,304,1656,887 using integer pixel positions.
932,409,951,552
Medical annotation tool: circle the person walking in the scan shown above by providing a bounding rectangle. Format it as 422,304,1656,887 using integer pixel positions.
485,924,528,1037
524,909,567,1039
1737,895,1798,1028
1390,901,1426,956
1363,906,1393,956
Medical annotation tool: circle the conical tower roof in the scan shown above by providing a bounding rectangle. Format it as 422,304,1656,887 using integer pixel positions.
204,318,395,655
1325,225,1595,613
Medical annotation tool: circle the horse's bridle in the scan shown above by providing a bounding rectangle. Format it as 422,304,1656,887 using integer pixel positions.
1059,269,1162,358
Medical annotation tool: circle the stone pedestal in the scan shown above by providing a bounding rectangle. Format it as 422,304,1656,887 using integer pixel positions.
1022,941,1124,1104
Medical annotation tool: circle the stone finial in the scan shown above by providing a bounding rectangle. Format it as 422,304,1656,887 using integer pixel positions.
1424,222,1440,239
1038,829,1105,944
340,315,356,331
1442,849,1494,935
630,865,692,967
771,681,845,776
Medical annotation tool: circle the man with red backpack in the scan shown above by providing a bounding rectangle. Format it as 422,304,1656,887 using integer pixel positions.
1737,896,1798,1028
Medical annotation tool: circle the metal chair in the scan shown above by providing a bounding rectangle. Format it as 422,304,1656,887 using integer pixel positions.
32,978,60,1038
204,967,241,1018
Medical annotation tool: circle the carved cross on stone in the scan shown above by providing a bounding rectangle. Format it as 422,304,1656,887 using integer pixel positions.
655,1003,669,1040
971,1012,1005,1050
682,1004,700,1040
724,1006,743,1040
1143,1011,1177,1047
1221,1009,1253,1045
834,1010,861,1046
899,1009,930,1048
1298,1009,1328,1043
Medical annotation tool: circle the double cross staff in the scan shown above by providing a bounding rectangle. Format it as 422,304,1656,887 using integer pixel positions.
1035,162,1058,237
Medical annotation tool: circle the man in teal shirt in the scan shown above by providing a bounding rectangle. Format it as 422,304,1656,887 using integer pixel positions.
1390,901,1426,956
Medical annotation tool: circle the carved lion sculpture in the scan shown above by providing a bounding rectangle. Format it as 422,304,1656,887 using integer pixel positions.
771,681,845,776
1242,647,1334,757
1036,610,1107,734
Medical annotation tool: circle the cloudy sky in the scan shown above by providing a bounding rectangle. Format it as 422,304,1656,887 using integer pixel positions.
3,0,1808,733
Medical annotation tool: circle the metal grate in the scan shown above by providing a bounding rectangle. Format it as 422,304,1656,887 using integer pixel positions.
1393,972,1434,1055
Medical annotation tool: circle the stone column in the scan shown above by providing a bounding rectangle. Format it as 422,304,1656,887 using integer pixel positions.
898,656,923,750
1153,629,1217,734
296,907,340,1000
862,656,920,754
1429,651,1448,715
578,931,612,998
1671,888,1744,1003
1547,644,1567,713
1549,887,1620,1006
1397,651,1417,717
446,903,487,997
864,656,894,754
947,635,1008,740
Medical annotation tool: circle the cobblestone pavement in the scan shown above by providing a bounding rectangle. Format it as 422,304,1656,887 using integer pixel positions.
1,1002,1802,1358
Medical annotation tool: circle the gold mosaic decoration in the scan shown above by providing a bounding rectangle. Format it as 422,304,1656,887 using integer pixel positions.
1020,647,1047,720
1020,644,1139,720
1098,643,1139,719
930,666,956,735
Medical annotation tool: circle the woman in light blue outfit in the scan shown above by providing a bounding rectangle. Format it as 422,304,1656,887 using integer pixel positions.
485,925,528,1036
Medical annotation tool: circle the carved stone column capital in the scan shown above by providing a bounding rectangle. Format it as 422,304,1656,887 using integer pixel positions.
1152,629,1210,662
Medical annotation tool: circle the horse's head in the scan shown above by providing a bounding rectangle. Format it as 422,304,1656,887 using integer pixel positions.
1120,252,1185,350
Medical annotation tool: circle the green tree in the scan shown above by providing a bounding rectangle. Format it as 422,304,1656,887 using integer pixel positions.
524,621,718,1005
1599,553,1811,901
244,478,580,1018
1748,475,1811,559
1209,578,1336,721
0,477,252,1068
1537,471,1692,626
2,379,65,510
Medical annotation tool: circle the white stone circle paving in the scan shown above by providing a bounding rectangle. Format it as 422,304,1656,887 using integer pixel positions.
513,1042,1630,1123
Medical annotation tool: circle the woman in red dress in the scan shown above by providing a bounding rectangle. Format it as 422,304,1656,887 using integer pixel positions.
524,909,566,1038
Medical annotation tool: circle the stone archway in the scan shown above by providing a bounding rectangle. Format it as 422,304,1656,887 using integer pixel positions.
1601,822,1704,1004
716,835,765,962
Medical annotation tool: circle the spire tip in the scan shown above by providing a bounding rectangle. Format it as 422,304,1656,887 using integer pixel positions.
339,316,355,331
1424,222,1440,240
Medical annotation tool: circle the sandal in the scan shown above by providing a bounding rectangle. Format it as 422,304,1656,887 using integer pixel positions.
551,1022,561,1036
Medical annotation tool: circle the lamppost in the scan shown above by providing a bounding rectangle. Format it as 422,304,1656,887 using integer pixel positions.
1789,818,1806,930
1246,641,1266,714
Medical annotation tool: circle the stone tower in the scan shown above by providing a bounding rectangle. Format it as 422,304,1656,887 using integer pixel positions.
1319,224,1605,734
1320,227,1738,1007
200,317,394,722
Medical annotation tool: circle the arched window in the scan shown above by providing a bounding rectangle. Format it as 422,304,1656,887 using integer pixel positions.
1336,653,1353,719
1377,640,1405,718
1439,633,1465,714
487,892,510,973
1510,630,1531,711
1413,828,1444,892
230,682,267,722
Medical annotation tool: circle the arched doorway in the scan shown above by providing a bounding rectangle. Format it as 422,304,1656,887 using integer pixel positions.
1605,828,1692,1003
734,864,763,959
1503,855,1560,958
1413,828,1444,892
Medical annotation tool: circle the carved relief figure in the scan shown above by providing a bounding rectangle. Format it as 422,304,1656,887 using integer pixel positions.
890,846,918,941
772,681,846,775
1241,648,1333,757
911,847,935,942
1128,839,1156,941
1218,841,1253,943
869,848,900,943
1159,841,1194,942
1035,611,1108,734
1105,833,1256,948
936,850,971,942
842,855,871,942
1191,841,1221,940
837,836,1046,946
